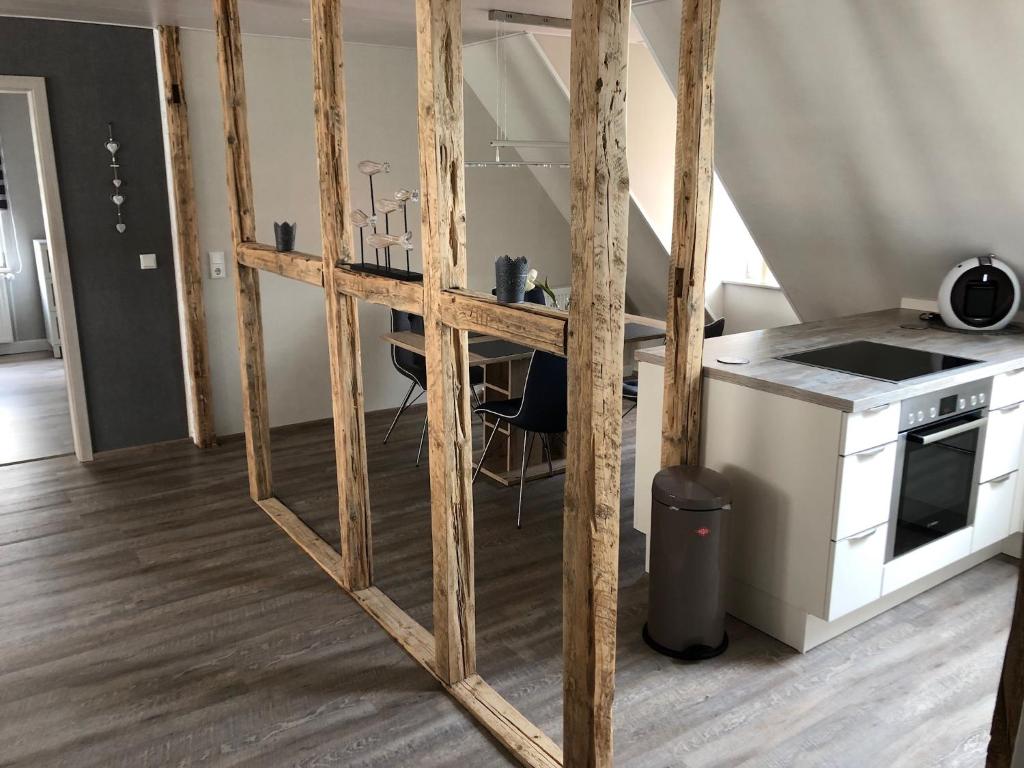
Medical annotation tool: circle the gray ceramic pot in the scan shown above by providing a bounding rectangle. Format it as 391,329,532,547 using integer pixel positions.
495,255,528,304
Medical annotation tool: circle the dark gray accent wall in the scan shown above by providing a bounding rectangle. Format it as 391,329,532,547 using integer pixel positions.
0,17,187,451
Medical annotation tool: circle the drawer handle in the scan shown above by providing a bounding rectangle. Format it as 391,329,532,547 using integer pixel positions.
1005,369,1024,378
998,403,1022,413
989,472,1015,485
856,445,888,458
865,404,891,415
847,527,879,542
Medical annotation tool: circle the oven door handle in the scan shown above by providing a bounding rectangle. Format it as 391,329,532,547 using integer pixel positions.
908,416,987,445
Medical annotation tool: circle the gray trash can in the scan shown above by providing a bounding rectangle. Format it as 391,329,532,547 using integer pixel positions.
643,465,731,660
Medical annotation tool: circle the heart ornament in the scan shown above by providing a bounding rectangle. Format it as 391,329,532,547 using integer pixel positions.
115,222,126,233
105,140,119,156
112,193,125,206
112,178,122,188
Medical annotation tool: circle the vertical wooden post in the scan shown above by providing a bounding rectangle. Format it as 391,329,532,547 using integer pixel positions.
563,0,631,764
415,0,476,684
213,0,273,500
157,25,217,450
309,0,373,590
660,0,720,468
989,555,1024,767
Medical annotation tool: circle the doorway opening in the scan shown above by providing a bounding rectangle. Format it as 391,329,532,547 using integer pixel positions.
0,76,90,465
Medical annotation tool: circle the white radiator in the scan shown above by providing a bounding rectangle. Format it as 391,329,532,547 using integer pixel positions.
0,277,14,344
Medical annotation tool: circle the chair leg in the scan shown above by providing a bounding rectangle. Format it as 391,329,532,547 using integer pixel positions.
540,433,554,476
416,411,428,467
473,417,502,483
517,430,536,529
383,382,417,444
470,387,487,429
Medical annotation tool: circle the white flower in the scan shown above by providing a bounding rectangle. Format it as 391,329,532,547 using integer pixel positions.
525,268,538,290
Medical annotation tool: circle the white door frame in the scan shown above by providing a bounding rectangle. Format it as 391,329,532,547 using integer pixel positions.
1,76,92,461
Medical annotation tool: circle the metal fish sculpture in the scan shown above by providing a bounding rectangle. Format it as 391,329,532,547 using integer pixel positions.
357,159,390,176
366,232,414,251
350,209,376,228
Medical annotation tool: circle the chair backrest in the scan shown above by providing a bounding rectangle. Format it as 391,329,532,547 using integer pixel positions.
391,309,427,389
704,317,726,339
516,350,568,434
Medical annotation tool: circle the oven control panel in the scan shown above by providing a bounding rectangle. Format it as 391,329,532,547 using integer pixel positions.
899,378,993,430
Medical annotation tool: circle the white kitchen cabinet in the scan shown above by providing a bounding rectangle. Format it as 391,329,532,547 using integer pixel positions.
840,403,899,455
980,402,1024,483
826,523,887,621
989,368,1024,410
832,442,897,540
973,471,1017,552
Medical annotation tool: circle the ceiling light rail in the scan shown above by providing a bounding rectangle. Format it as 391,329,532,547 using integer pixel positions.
486,9,571,30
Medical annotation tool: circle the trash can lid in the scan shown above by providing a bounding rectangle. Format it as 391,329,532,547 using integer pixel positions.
652,465,731,510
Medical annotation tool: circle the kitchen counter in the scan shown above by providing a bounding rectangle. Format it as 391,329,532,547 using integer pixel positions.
636,308,1024,412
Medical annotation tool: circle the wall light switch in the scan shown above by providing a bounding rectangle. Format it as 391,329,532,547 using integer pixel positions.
209,251,226,279
139,253,157,270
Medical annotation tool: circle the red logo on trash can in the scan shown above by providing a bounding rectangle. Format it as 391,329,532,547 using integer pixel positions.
695,526,711,537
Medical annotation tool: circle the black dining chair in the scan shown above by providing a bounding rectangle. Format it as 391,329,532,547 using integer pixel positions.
472,350,568,528
385,309,484,466
622,315,725,417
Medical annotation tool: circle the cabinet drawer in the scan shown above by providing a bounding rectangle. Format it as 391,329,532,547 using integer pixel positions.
882,527,972,595
832,442,897,540
973,471,1017,552
825,523,887,621
840,404,899,455
990,368,1024,410
981,403,1024,483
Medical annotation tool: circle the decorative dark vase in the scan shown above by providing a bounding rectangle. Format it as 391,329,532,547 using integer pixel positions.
495,255,528,304
274,221,296,252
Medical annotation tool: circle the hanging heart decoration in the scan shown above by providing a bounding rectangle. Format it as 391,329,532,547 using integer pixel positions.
112,178,122,188
111,193,125,206
105,140,119,156
115,222,126,233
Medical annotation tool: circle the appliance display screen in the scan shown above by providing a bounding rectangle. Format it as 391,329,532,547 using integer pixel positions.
939,394,957,416
964,282,998,318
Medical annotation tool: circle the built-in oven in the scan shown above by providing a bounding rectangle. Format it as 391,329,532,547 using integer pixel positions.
887,378,993,562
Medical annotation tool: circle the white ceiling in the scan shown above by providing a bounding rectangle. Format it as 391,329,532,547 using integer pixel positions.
0,0,585,46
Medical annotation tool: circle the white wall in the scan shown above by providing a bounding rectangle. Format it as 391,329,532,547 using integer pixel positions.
181,31,571,435
0,92,46,343
721,282,800,335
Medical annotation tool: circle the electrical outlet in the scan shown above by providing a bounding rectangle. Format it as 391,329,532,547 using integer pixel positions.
139,253,157,270
209,251,226,279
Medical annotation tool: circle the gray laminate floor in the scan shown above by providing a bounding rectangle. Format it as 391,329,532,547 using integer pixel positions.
0,406,1015,767
0,351,73,466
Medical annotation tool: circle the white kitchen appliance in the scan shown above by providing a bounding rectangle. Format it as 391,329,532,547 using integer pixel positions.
938,255,1020,331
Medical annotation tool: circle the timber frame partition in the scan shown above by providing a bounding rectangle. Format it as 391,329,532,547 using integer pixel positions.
210,0,630,763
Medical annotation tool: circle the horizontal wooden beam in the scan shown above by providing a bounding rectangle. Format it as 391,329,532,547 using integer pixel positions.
255,495,562,768
438,289,567,356
237,242,324,286
332,265,424,314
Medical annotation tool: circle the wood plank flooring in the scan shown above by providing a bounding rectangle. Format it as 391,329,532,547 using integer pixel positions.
0,351,73,466
0,404,1016,767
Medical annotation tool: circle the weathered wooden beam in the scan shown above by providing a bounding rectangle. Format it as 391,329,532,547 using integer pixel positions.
988,552,1024,767
333,265,424,315
415,0,477,686
157,26,216,450
213,0,272,500
660,0,720,468
237,242,324,286
562,0,631,764
438,289,567,356
310,0,373,590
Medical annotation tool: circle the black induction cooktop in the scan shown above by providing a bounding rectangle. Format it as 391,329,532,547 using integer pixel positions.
778,340,982,383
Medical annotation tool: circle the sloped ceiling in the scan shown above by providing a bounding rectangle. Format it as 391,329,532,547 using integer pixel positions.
635,0,1024,321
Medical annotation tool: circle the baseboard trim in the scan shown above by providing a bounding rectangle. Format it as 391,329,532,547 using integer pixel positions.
0,338,53,356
